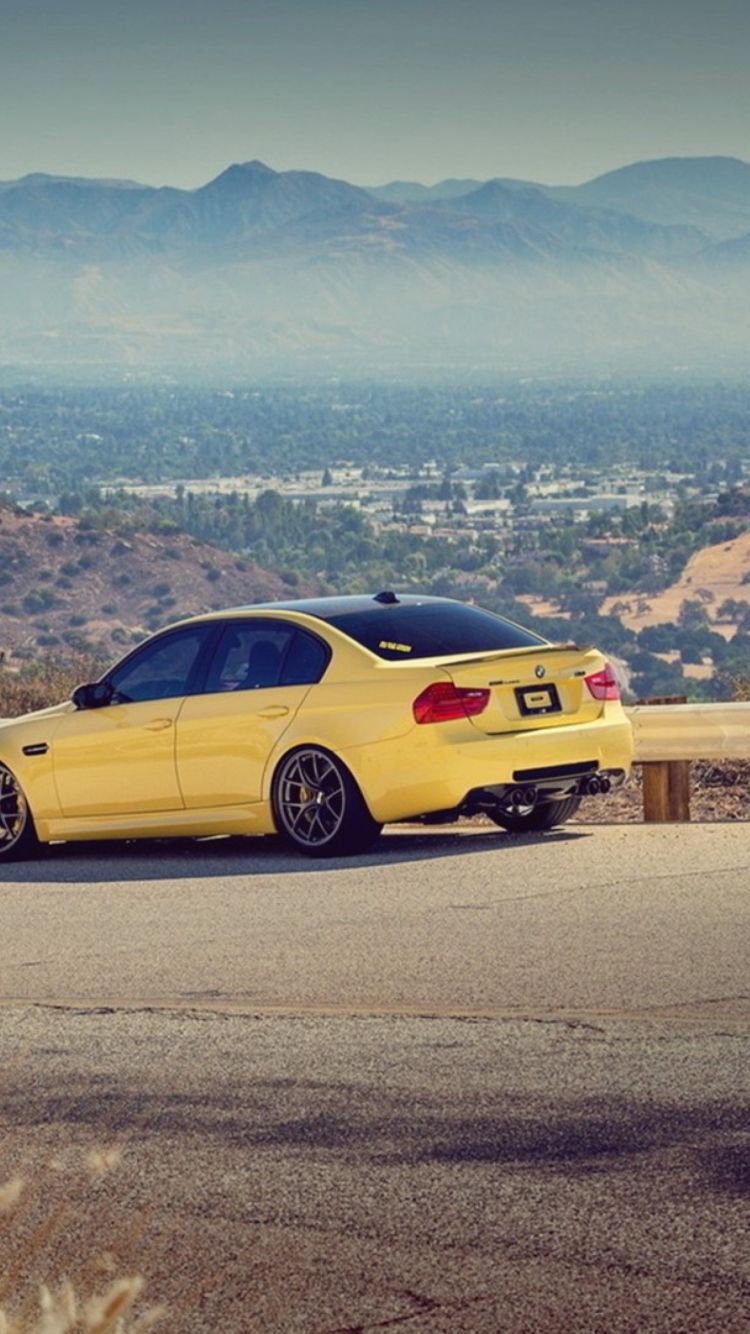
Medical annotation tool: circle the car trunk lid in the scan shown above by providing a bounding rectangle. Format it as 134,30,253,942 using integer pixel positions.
440,643,610,735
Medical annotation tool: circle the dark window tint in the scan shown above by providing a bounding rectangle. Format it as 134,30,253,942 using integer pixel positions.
109,626,211,703
281,630,329,686
325,603,546,661
204,622,329,693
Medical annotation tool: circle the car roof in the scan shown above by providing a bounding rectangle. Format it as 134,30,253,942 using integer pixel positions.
218,592,446,620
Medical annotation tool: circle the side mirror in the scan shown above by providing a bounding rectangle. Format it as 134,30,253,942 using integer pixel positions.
72,681,113,710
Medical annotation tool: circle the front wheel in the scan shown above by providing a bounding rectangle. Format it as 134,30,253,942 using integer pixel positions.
487,794,582,834
0,762,41,861
272,746,382,858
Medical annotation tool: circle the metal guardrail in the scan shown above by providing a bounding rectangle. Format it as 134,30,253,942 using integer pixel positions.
627,701,750,763
625,701,750,822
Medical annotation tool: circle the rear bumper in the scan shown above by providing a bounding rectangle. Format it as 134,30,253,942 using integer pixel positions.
344,711,634,824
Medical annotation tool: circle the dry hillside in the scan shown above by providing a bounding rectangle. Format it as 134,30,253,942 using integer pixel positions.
0,500,309,665
601,527,750,634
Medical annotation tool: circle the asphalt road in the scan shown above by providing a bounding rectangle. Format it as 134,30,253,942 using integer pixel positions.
1,822,750,1332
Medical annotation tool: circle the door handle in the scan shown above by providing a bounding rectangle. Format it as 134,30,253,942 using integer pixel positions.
258,706,290,720
144,718,174,731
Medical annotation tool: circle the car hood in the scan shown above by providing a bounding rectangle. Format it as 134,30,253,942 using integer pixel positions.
0,700,76,730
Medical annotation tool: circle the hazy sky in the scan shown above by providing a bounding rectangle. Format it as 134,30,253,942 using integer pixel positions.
1,0,748,189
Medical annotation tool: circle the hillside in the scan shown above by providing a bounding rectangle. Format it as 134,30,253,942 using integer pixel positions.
601,528,750,634
0,500,305,665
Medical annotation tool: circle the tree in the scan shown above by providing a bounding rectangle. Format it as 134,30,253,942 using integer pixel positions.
678,598,711,630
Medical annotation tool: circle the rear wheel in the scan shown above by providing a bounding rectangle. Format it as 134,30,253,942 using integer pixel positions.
0,762,41,861
272,746,382,858
487,793,582,834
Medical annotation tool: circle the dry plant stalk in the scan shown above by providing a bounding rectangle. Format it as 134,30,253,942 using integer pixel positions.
0,1176,165,1334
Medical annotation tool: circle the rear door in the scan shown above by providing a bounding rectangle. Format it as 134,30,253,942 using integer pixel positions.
176,620,330,808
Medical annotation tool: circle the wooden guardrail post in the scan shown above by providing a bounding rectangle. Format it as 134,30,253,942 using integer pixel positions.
637,696,691,823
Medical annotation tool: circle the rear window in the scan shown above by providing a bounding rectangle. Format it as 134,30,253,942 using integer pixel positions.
324,603,546,661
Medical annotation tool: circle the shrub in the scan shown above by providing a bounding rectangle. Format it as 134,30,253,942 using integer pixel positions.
0,654,104,715
23,589,58,613
730,673,750,701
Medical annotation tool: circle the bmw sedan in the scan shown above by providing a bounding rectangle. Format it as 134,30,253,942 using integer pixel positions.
0,592,632,860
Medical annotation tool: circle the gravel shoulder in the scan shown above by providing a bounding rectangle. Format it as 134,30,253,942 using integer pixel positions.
573,759,750,824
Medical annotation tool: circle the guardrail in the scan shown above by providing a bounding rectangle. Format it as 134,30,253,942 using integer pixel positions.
625,701,750,822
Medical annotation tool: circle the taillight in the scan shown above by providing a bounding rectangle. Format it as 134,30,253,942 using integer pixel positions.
584,662,620,701
413,681,490,724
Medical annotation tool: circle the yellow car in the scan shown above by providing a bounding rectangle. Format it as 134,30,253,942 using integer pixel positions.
0,592,632,860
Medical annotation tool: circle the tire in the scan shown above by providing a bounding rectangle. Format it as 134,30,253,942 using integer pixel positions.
272,746,383,858
487,793,582,834
0,762,41,861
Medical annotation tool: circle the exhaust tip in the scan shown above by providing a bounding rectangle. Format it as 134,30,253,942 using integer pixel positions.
510,786,537,808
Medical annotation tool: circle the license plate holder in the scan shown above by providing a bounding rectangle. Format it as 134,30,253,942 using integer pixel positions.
516,683,562,716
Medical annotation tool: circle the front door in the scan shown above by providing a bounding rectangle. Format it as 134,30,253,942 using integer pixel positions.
52,623,212,818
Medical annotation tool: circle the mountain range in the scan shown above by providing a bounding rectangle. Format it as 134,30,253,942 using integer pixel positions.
1,156,749,373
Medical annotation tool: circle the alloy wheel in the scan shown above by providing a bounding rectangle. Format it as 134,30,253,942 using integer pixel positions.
275,747,348,849
0,763,32,857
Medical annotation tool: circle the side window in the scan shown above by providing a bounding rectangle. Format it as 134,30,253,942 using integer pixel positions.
108,626,211,704
204,623,293,693
203,623,330,693
280,629,330,686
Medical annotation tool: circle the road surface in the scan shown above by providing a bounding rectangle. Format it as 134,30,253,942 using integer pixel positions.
1,821,749,1331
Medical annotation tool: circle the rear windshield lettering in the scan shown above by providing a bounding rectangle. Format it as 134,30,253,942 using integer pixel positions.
379,640,412,653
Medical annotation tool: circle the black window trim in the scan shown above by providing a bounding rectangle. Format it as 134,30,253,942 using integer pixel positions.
194,617,332,696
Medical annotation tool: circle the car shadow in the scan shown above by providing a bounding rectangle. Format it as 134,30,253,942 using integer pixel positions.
0,824,589,884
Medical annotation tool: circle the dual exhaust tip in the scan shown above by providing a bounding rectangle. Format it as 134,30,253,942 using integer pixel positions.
506,774,611,808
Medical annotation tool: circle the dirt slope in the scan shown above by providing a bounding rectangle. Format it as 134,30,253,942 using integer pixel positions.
601,528,750,633
0,501,308,662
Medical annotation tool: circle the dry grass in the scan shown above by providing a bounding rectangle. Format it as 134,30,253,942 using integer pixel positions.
0,1165,165,1334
